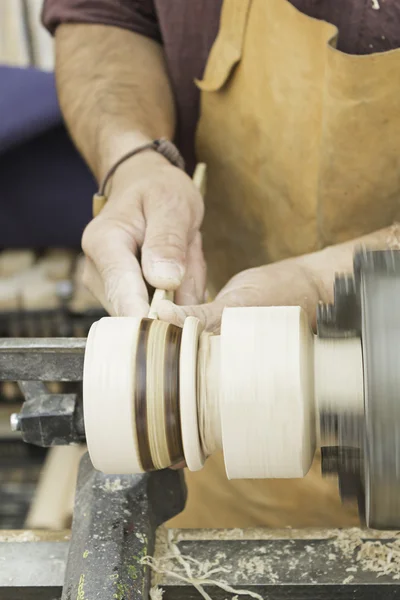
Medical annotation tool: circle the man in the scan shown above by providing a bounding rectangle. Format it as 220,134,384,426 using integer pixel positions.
42,0,400,528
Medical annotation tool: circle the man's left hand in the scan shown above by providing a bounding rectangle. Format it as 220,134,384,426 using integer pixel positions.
157,255,323,333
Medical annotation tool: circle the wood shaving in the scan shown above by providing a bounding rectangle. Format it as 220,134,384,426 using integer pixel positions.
143,529,264,600
166,527,336,541
357,540,400,579
0,530,70,543
150,587,164,600
150,527,400,595
99,478,125,492
237,554,279,583
0,531,39,543
332,528,400,579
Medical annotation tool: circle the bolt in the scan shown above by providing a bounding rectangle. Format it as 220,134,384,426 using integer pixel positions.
10,413,21,432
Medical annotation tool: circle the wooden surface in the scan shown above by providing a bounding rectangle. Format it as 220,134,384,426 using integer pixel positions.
26,445,86,530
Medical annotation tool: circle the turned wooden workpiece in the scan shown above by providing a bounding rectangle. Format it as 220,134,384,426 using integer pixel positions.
83,306,364,479
84,160,363,479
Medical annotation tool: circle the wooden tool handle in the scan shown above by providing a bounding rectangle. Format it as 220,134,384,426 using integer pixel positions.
193,162,207,197
148,289,174,319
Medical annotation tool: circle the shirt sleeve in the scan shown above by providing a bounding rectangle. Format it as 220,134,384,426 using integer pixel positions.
42,0,162,43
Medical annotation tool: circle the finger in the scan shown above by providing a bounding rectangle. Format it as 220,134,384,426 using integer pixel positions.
82,222,149,317
158,271,266,332
157,298,225,333
141,201,193,290
175,232,207,306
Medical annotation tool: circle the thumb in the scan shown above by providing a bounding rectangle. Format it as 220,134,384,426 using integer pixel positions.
157,299,225,333
141,210,190,291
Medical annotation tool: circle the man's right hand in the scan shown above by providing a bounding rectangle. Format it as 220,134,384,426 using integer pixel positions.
81,151,206,317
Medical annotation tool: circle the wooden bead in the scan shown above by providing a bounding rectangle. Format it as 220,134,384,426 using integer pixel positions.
137,318,183,470
21,280,59,311
0,250,35,277
38,249,75,281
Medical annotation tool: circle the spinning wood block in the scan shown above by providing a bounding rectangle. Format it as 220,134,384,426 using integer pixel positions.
84,306,363,479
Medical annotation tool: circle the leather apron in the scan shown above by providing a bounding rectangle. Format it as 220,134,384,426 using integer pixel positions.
170,0,400,528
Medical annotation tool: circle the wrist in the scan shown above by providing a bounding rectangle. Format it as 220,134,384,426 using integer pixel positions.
98,131,171,182
113,147,171,187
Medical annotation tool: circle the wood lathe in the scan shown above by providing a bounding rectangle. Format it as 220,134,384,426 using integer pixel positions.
2,248,400,599
82,247,399,531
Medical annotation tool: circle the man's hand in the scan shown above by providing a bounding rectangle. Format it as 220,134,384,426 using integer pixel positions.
81,152,205,316
55,24,207,315
157,224,399,332
157,256,322,333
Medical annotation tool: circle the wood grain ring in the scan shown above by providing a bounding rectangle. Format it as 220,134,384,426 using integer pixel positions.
135,318,155,471
135,319,184,470
164,323,184,465
179,317,205,471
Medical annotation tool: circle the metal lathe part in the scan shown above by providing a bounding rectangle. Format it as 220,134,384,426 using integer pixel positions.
0,338,86,381
360,252,400,529
61,455,186,600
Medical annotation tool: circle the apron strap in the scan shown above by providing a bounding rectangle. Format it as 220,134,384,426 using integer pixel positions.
196,0,252,92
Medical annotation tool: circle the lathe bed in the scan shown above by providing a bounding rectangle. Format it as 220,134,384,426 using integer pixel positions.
2,456,400,600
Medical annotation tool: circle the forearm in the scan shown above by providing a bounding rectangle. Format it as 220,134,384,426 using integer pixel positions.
301,224,400,303
55,24,175,181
